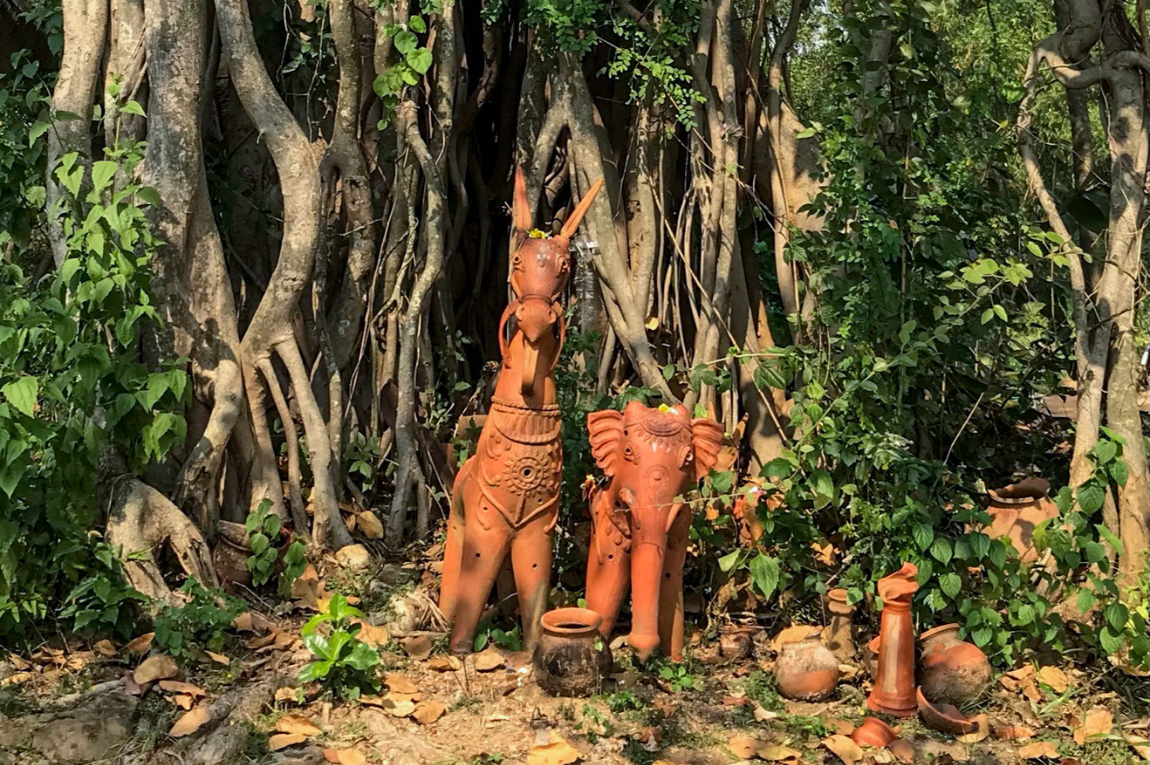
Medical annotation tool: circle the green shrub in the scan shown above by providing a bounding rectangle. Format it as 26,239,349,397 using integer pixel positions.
153,578,245,660
298,593,381,699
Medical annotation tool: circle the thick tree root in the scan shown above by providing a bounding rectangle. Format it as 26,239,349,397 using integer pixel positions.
104,477,219,604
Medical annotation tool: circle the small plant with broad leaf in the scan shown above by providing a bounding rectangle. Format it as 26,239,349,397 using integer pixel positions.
244,500,308,597
298,593,381,699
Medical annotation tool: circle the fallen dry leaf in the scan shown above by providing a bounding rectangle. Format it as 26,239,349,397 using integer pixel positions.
823,734,865,765
728,734,761,759
124,633,155,654
357,511,384,539
268,732,309,751
402,634,432,660
171,694,195,710
825,718,856,736
274,687,299,703
232,612,255,632
527,735,581,765
955,714,991,744
1036,666,1069,694
169,705,211,737
757,743,802,761
1073,708,1112,745
473,648,504,671
380,698,416,717
770,624,823,652
204,650,230,665
753,703,779,722
323,749,368,765
1001,665,1041,702
1017,741,1059,759
994,725,1036,740
353,620,390,648
133,654,179,684
158,680,206,697
275,714,322,737
1126,735,1149,759
93,639,117,657
889,738,915,763
385,674,419,694
7,654,31,671
412,700,446,725
0,673,32,686
428,655,462,672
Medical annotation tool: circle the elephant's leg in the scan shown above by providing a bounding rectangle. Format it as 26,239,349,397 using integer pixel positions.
438,458,474,620
448,509,512,654
584,491,631,639
508,515,553,652
657,508,691,661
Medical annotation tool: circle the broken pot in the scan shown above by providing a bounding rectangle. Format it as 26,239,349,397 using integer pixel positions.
919,623,991,706
533,608,613,697
775,634,839,701
916,686,981,735
851,717,898,748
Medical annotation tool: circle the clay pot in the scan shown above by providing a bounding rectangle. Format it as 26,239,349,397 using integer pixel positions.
212,521,252,591
533,608,613,697
919,624,991,706
867,562,919,718
825,589,855,661
863,635,881,679
984,477,1059,563
916,687,980,735
719,623,758,661
775,636,840,701
851,717,898,748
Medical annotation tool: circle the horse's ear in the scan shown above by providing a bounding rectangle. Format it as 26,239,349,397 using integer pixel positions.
559,177,604,239
513,166,531,246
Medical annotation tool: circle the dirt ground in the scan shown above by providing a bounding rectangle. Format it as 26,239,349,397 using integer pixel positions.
1,560,1147,765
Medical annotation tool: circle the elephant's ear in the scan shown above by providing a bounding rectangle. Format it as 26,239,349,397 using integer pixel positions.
587,409,626,477
691,418,725,481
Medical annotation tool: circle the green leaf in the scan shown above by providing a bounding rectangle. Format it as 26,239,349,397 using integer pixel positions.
1104,603,1129,631
346,641,380,671
1013,603,1035,626
760,458,791,480
406,48,433,75
980,308,994,324
1076,588,1096,614
930,537,953,565
992,304,1007,321
408,15,427,32
912,523,934,551
1093,440,1117,465
749,554,780,600
662,363,676,381
717,550,741,573
940,572,961,598
120,100,146,117
710,470,734,494
1076,481,1106,514
394,29,419,55
298,659,333,683
2,376,38,417
967,532,991,560
811,469,834,501
90,160,118,195
1109,459,1128,486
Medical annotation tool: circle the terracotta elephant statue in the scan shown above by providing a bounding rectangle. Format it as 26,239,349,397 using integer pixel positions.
438,168,603,654
584,401,724,661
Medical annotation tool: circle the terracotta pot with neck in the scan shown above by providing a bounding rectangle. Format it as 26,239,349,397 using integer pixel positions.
866,562,919,717
825,588,856,661
984,476,1059,563
533,608,613,697
919,623,991,706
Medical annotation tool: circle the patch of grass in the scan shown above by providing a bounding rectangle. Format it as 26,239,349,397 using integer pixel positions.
620,739,660,765
742,670,784,712
1077,737,1140,765
241,722,271,762
780,713,828,740
450,695,484,712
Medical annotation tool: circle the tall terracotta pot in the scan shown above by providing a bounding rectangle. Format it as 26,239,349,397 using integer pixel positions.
984,477,1059,563
825,589,855,661
867,562,919,717
919,624,991,706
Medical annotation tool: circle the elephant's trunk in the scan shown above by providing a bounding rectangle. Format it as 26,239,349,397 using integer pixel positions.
521,337,540,395
628,531,666,662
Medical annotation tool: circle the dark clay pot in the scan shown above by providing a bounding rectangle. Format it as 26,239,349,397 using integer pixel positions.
775,636,839,701
533,608,612,697
213,521,252,591
919,624,991,706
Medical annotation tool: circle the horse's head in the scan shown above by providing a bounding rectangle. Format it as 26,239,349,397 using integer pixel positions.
506,167,603,395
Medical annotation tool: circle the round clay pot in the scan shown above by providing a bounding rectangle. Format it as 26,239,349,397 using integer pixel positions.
851,717,898,748
533,608,612,697
775,636,839,701
985,477,1059,563
918,624,991,706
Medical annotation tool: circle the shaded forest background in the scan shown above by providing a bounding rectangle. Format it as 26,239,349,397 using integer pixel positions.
0,0,1146,673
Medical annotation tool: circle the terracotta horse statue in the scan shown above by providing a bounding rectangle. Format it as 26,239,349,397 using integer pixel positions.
439,168,603,653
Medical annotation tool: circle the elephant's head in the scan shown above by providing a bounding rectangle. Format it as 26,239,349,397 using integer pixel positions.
587,401,724,659
504,167,603,396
